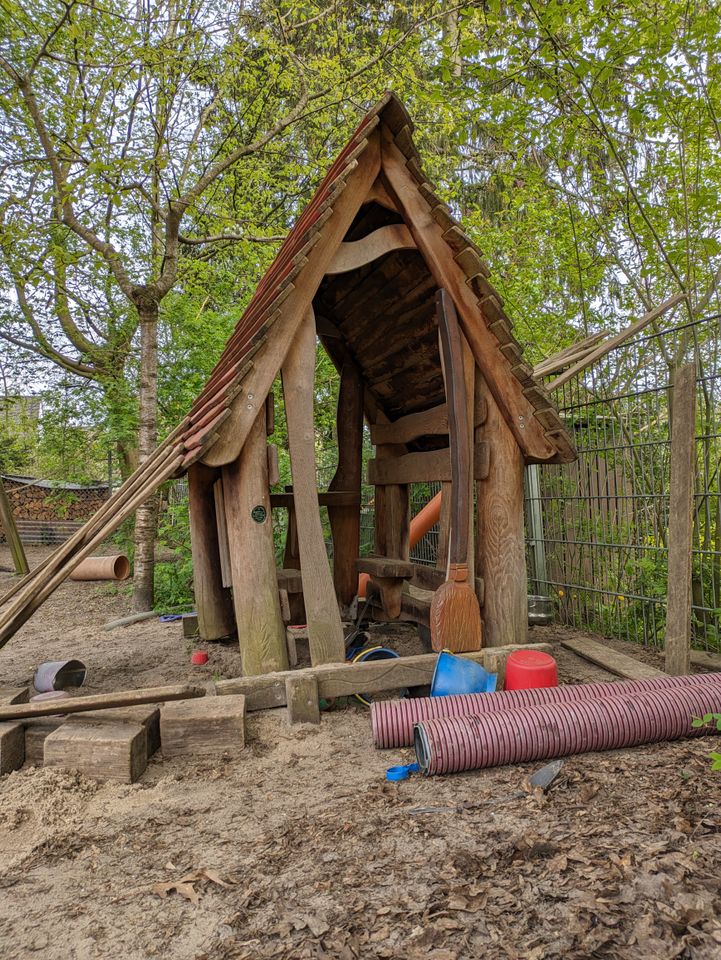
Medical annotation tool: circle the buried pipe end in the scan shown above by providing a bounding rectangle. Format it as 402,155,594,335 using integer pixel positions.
112,555,131,579
413,723,431,774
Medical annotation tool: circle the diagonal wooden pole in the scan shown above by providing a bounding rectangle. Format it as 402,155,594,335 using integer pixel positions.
0,478,28,575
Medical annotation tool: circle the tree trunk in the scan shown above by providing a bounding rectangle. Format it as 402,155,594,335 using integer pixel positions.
132,296,159,611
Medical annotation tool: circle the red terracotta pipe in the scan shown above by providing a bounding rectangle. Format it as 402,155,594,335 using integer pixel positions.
69,555,131,581
358,491,442,599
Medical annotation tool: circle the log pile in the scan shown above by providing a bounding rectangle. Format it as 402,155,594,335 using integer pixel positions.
0,477,109,522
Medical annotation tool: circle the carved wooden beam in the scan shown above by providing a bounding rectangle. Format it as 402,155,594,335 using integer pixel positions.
326,223,416,275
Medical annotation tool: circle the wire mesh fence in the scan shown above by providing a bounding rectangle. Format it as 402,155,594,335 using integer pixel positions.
527,314,721,653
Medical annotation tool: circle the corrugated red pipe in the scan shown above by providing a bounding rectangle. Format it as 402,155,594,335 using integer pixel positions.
413,683,721,774
372,672,721,749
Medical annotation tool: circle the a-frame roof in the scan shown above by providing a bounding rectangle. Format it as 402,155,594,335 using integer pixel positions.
0,93,574,646
179,91,574,469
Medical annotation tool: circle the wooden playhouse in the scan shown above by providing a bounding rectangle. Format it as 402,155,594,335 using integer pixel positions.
0,93,574,671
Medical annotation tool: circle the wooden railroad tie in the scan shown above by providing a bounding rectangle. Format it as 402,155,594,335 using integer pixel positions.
216,643,552,719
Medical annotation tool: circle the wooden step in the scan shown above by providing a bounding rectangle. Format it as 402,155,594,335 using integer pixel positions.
66,704,160,758
356,556,414,579
160,694,246,757
44,721,148,783
0,722,24,774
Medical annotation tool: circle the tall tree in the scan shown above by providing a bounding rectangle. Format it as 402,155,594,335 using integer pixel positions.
0,0,442,608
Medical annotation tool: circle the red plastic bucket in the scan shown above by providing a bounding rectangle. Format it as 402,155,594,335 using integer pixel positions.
504,650,558,691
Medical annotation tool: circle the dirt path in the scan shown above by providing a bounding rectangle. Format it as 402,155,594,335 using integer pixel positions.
0,547,720,959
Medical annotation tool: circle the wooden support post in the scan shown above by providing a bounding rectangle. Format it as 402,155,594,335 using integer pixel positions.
0,479,28,575
187,463,235,641
328,362,364,612
372,427,410,618
282,311,345,665
212,479,232,588
461,334,476,583
222,408,289,676
665,363,696,676
285,675,320,724
475,374,528,646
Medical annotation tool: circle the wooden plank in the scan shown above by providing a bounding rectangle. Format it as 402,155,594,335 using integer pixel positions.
160,695,246,757
285,675,320,724
475,375,527,646
533,330,609,377
216,643,552,708
665,363,696,676
326,223,415,274
0,479,28,575
282,310,345,664
380,130,560,462
0,684,206,723
370,403,449,445
356,556,414,579
328,363,364,610
368,442,489,484
270,491,360,509
560,636,664,680
265,390,275,435
267,443,280,486
547,293,685,391
277,568,303,594
44,721,147,783
202,133,382,468
187,463,236,640
212,478,233,589
222,407,289,676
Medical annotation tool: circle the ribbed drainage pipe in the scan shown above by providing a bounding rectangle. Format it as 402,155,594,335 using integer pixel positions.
413,683,721,775
372,672,721,749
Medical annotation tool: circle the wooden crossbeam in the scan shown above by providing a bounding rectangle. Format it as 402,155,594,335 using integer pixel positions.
215,644,552,711
326,223,416,274
368,442,489,485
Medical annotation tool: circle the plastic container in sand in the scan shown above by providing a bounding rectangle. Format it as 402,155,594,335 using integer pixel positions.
504,649,558,691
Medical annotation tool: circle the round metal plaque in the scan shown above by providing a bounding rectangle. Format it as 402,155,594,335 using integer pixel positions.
251,504,267,524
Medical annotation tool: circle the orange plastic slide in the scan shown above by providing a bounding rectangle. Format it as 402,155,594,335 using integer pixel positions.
357,491,442,599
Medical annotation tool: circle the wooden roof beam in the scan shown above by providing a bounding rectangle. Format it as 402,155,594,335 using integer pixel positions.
201,132,382,468
379,127,559,463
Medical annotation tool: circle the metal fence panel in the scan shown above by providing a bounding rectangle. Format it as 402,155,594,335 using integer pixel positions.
528,316,721,652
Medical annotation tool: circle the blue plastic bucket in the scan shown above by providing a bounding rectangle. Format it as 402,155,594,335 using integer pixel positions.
351,646,408,706
430,650,497,697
